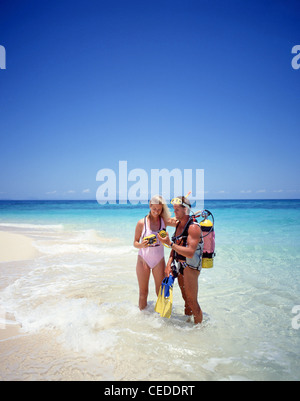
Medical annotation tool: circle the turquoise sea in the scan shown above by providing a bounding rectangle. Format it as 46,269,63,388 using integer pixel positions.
0,199,300,380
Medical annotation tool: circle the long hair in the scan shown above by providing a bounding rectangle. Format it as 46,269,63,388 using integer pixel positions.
148,195,171,223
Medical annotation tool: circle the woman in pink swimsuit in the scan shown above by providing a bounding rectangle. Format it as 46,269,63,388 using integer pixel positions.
134,195,176,310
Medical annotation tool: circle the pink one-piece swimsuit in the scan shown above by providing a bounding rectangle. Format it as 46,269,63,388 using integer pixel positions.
138,217,165,269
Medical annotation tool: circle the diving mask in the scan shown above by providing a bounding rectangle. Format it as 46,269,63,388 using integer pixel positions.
171,197,191,208
171,191,191,208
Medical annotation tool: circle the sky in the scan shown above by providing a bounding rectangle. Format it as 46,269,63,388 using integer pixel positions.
0,0,299,200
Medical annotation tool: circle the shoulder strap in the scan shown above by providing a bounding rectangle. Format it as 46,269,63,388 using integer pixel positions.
141,216,147,239
172,217,193,242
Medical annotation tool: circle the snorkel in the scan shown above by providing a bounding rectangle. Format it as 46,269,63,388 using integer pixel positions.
171,191,192,209
171,191,192,218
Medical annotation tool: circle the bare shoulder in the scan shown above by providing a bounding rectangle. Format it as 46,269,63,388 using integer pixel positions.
136,218,145,229
188,223,201,237
134,218,146,240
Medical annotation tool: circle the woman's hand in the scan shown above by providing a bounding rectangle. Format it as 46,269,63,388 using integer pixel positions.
141,238,149,248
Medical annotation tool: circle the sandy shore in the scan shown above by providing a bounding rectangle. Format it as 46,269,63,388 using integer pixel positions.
0,231,38,263
0,230,39,346
0,329,113,380
0,319,21,341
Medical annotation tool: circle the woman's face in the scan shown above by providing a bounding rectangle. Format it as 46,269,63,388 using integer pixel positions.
150,203,163,218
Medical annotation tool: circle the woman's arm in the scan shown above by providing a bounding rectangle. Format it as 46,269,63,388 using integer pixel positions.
165,217,178,228
133,219,148,249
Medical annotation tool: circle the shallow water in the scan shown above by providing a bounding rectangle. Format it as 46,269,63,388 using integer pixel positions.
0,200,300,380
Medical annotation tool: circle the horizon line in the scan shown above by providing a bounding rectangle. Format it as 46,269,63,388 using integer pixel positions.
0,198,299,202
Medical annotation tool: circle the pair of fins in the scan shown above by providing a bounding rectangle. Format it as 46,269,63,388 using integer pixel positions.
155,275,175,319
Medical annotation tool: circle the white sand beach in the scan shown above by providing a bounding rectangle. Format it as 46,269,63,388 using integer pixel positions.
0,231,38,345
0,231,38,263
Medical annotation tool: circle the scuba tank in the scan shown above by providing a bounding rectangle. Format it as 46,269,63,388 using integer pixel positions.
194,210,216,269
200,218,215,268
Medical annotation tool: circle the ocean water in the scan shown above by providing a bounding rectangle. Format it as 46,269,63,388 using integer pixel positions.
0,200,300,381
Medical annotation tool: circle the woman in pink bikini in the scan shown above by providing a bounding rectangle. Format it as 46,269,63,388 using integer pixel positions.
134,195,177,310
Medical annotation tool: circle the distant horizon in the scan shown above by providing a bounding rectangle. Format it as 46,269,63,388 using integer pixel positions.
0,198,299,203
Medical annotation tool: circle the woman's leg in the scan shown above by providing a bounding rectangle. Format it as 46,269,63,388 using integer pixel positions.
136,256,151,310
152,258,165,296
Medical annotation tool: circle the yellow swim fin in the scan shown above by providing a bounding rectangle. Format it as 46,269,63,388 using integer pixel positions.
154,286,164,315
155,276,174,319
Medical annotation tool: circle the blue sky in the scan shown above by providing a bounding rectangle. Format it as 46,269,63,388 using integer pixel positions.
0,0,299,200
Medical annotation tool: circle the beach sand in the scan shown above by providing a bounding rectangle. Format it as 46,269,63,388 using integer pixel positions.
0,230,37,366
0,329,114,380
0,228,117,380
0,231,38,263
0,323,21,342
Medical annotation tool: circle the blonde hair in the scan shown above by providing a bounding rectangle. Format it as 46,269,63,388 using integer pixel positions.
149,195,171,223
